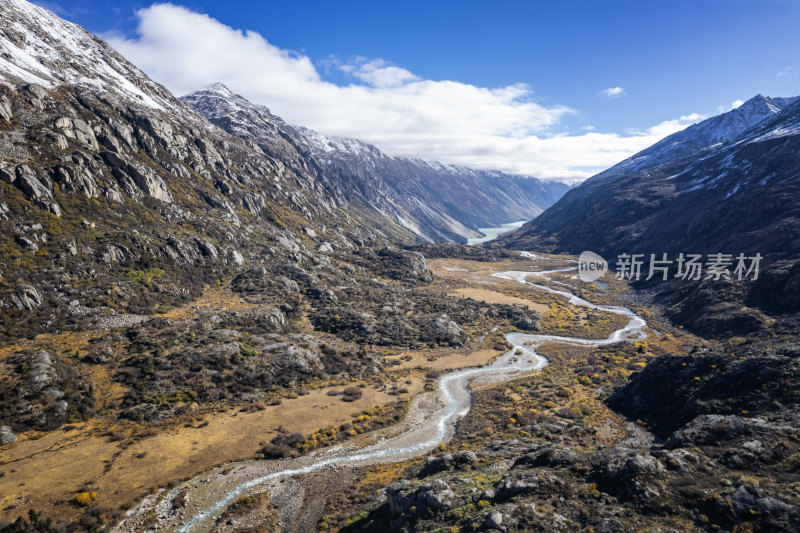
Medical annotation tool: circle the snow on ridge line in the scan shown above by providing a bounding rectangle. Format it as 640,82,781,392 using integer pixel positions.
0,0,175,110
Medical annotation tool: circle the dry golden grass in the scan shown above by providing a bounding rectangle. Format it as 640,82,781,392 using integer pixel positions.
0,381,407,522
0,338,505,524
152,284,259,319
450,287,549,314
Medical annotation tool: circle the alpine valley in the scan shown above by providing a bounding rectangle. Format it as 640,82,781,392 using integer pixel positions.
1,1,799,533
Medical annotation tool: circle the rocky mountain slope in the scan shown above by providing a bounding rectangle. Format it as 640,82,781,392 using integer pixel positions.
183,84,568,243
495,94,800,334
0,0,463,340
0,2,548,527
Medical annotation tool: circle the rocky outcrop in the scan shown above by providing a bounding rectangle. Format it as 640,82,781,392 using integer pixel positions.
599,447,666,503
376,246,433,282
0,349,94,431
383,478,456,523
4,284,42,310
608,345,800,435
100,150,172,203
431,316,466,346
54,116,99,150
410,242,518,262
0,94,12,122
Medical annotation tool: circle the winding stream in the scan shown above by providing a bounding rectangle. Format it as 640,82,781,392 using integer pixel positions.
117,256,648,532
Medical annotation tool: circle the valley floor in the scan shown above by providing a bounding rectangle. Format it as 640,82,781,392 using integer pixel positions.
11,252,791,533
73,253,702,532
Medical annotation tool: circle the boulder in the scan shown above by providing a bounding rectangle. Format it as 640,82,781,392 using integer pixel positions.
15,236,39,253
421,479,455,509
600,447,666,502
431,316,466,346
485,511,505,531
229,249,245,266
0,166,16,185
15,166,53,201
0,426,17,445
0,95,12,123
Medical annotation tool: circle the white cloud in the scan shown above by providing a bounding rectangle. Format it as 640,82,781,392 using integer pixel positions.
777,66,793,78
599,86,627,98
333,57,419,88
717,100,744,113
106,4,698,182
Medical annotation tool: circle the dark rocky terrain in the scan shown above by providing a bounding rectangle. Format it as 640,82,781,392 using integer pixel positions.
321,324,800,533
1,1,799,533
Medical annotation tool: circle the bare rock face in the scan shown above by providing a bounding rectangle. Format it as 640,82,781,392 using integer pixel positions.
431,316,466,346
54,116,99,150
100,151,172,203
194,238,218,259
0,426,17,445
15,165,52,201
6,284,42,310
0,95,12,122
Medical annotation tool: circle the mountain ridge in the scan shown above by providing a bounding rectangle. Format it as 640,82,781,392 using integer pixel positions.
182,83,569,243
495,92,800,334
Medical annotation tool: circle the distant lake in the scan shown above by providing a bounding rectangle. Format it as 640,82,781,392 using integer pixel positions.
467,220,526,245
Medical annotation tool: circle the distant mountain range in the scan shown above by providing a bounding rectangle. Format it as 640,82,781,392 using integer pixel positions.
182,84,568,243
496,94,800,331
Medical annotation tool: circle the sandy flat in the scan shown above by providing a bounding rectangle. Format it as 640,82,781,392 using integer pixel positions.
451,287,549,314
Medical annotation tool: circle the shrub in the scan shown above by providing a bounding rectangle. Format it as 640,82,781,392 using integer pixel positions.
73,491,97,507
342,386,363,401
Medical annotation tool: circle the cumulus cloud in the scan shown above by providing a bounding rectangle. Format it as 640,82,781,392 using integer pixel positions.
717,100,744,113
599,86,627,98
106,4,698,181
332,57,420,88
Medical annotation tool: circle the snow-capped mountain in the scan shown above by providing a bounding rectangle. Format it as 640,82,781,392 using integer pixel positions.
591,94,798,183
0,0,178,110
182,84,568,242
497,93,800,322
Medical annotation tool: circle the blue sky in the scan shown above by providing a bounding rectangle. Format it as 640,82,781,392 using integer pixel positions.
33,0,800,181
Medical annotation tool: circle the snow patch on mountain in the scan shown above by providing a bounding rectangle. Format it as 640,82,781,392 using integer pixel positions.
592,95,798,185
0,0,177,110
